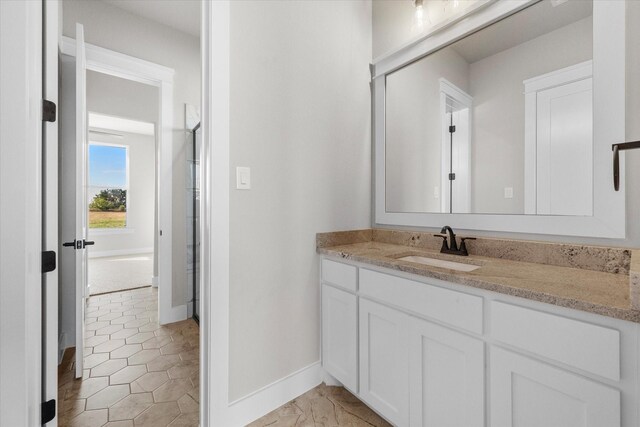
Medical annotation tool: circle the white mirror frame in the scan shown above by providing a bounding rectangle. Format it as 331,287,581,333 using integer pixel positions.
373,0,626,238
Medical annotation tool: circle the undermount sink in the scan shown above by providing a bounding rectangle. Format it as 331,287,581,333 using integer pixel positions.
396,255,481,272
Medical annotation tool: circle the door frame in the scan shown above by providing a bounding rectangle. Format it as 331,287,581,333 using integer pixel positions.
523,60,593,215
439,78,473,214
0,0,43,425
60,37,184,324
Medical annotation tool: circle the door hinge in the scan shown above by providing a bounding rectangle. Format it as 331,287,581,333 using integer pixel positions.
449,125,456,133
42,100,56,123
42,251,56,273
42,399,56,424
449,173,456,181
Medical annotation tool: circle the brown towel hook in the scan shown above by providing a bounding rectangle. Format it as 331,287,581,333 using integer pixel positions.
611,141,640,191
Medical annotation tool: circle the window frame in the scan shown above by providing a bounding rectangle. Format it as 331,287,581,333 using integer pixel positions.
87,141,132,233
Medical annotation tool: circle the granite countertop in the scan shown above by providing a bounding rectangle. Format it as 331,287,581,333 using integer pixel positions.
317,230,640,323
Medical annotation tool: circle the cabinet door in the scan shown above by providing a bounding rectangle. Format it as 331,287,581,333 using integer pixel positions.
322,284,358,391
359,298,409,426
409,317,484,427
490,347,620,427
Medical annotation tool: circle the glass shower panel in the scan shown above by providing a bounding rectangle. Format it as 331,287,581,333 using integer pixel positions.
187,123,201,322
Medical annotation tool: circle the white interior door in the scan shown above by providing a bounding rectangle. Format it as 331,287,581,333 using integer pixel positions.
535,78,593,216
74,23,88,378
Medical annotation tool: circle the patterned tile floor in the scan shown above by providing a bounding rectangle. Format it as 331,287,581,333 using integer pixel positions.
248,384,392,427
58,287,199,427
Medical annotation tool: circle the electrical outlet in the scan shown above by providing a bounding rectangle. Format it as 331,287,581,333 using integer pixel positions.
504,187,513,199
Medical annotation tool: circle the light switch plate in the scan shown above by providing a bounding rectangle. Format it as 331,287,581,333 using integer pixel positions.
236,167,251,190
504,187,513,199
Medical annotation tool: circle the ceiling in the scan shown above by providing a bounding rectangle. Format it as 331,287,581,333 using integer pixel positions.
450,0,593,64
101,0,201,37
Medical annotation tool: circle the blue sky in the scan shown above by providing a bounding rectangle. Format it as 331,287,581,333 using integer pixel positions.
89,145,127,188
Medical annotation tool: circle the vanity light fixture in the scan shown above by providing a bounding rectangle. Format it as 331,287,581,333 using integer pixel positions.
412,0,428,34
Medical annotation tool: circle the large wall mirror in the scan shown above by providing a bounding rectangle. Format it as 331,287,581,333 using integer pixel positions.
373,0,625,237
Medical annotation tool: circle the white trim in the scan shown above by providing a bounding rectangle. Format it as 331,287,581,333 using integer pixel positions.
43,0,60,423
373,0,626,239
226,362,322,426
163,304,188,325
439,78,473,214
89,228,135,236
0,0,42,424
58,333,67,365
60,36,174,84
60,35,178,325
151,276,159,287
523,60,593,94
523,61,593,215
88,247,154,259
202,1,227,425
372,0,533,78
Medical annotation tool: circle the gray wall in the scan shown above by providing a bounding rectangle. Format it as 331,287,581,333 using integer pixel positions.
228,0,372,401
386,48,469,213
63,0,200,307
373,1,640,248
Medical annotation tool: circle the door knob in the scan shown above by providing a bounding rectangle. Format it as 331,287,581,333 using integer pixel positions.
83,240,95,247
63,240,82,249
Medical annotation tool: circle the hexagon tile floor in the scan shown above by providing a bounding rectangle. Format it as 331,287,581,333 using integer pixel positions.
58,287,199,427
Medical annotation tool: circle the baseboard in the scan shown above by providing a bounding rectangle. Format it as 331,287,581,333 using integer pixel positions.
159,303,188,325
151,276,158,287
322,369,343,387
58,333,67,364
225,361,322,426
187,302,193,318
88,247,153,259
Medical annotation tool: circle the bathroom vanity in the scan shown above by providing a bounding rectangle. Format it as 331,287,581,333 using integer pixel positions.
317,229,640,427
333,0,640,425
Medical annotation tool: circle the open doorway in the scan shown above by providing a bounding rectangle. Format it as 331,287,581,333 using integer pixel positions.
87,110,157,296
56,1,202,426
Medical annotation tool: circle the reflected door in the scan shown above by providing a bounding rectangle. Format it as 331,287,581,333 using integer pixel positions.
536,78,593,216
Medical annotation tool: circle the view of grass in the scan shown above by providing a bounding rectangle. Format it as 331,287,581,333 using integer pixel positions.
89,211,126,228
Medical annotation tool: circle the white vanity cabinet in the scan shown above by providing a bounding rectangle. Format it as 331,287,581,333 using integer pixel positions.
359,298,410,426
321,283,358,392
320,256,640,427
490,347,620,427
408,316,484,427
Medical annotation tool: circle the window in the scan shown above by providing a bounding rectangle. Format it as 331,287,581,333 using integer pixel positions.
88,143,129,229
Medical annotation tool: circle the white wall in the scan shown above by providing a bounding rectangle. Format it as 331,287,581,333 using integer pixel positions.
228,0,372,401
386,48,469,213
62,0,200,307
373,1,640,248
87,132,156,257
468,17,592,214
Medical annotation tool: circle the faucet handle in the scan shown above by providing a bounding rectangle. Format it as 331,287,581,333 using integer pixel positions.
433,234,448,251
459,237,476,256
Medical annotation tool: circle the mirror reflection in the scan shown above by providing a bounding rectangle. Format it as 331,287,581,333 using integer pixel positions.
385,0,593,215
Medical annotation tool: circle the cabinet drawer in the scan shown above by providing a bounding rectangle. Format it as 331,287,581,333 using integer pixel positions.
321,259,357,292
360,269,483,334
491,301,620,381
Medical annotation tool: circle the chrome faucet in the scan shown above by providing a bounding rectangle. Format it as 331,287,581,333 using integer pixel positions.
434,225,475,256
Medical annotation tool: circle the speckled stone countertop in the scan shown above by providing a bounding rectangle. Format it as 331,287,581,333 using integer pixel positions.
317,229,640,323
